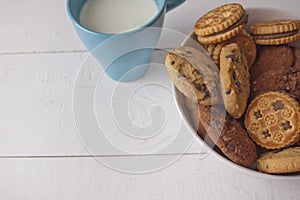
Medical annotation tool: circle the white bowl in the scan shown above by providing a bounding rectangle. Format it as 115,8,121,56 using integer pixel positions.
173,7,300,179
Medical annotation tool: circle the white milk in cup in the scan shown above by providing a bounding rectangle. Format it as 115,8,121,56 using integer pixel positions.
79,0,158,34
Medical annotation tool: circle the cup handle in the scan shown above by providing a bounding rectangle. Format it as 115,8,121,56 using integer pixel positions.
166,0,185,12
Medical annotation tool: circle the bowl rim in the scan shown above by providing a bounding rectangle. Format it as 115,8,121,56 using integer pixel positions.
172,30,300,179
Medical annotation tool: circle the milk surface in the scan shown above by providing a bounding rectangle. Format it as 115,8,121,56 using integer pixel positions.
79,0,158,34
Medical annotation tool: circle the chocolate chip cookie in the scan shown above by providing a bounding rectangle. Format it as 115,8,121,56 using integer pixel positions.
220,43,250,118
165,46,221,105
205,30,256,68
257,147,300,174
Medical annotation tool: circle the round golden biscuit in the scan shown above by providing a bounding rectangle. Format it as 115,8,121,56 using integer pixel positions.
245,92,300,150
257,147,300,174
197,23,246,45
254,32,300,45
250,19,300,35
194,3,245,37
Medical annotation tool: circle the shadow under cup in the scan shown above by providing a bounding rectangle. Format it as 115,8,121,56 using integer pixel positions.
67,0,169,82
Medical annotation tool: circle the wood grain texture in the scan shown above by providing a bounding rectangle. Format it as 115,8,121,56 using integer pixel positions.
0,0,85,54
0,155,299,200
0,52,204,156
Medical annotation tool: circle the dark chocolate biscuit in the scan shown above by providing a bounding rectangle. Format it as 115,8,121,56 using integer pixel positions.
250,45,294,82
292,46,300,71
250,67,300,101
250,46,300,101
296,139,300,146
199,105,257,168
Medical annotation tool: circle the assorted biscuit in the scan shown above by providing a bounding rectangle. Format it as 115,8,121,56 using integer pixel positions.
165,46,221,105
250,19,300,45
194,3,248,45
219,43,250,119
245,91,300,150
198,104,257,167
257,147,300,174
204,30,256,67
250,45,300,101
165,3,300,174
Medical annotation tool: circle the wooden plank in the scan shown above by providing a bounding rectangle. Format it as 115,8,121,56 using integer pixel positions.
0,52,86,155
0,154,298,200
0,52,204,156
2,0,298,54
0,0,85,54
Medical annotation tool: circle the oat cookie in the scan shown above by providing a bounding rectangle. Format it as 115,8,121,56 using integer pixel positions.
165,46,221,105
250,19,300,45
257,147,300,174
220,43,250,119
199,105,257,168
245,92,300,150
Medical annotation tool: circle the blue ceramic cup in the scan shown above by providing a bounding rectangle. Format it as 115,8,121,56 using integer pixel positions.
67,0,185,82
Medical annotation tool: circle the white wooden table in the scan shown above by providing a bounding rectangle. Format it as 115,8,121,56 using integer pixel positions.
0,0,299,199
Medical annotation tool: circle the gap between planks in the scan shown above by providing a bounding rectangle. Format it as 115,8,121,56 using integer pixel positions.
0,50,88,56
0,152,207,159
